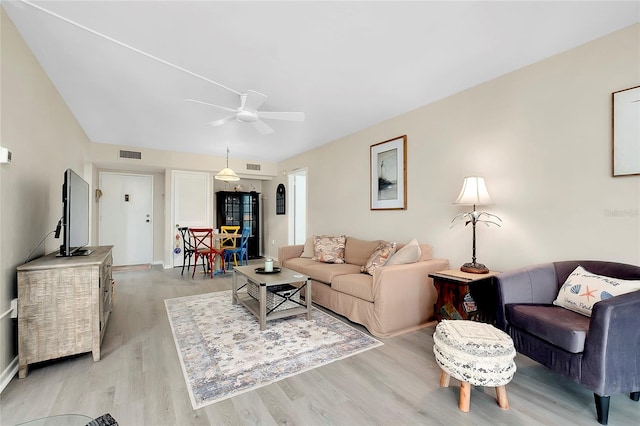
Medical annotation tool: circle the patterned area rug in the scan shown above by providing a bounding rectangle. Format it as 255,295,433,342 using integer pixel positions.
165,290,383,409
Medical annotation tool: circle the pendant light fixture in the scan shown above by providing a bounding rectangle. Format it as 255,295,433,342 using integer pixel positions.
215,147,240,181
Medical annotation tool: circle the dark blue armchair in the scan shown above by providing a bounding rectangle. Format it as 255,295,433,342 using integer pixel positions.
495,260,640,424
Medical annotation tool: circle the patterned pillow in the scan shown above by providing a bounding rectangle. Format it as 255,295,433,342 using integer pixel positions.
553,265,640,316
312,235,346,264
361,242,397,275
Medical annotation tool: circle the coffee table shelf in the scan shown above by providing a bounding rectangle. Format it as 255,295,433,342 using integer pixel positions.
232,265,311,330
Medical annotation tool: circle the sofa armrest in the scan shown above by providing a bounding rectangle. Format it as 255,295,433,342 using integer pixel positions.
371,258,449,333
582,289,640,396
278,245,304,263
495,263,558,330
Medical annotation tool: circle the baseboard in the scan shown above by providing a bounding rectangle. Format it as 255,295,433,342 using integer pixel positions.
0,356,18,394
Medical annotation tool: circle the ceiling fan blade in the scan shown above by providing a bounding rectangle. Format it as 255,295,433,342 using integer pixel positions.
257,111,305,122
185,98,237,113
242,90,268,111
251,119,274,135
205,116,235,127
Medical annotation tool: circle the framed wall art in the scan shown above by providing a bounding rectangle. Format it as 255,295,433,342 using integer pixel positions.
370,135,407,210
276,183,286,215
612,85,640,177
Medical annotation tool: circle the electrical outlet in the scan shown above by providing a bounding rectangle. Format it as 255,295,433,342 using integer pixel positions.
272,240,275,245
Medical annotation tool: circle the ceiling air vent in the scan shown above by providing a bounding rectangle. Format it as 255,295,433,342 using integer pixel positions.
246,163,261,171
119,150,142,160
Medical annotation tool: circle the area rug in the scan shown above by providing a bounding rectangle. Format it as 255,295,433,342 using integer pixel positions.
165,290,383,409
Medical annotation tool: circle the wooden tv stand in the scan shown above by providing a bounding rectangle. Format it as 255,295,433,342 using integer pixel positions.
16,246,114,378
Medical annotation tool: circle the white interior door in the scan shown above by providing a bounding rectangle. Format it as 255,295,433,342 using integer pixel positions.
99,172,153,266
172,170,212,267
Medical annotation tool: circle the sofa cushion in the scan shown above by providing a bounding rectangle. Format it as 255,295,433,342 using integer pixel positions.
361,241,396,275
387,238,421,265
332,273,375,302
312,235,346,264
344,237,384,266
506,304,590,353
553,265,640,316
301,262,362,284
282,257,318,273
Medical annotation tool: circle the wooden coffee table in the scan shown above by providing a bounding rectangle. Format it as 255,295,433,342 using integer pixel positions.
232,265,311,330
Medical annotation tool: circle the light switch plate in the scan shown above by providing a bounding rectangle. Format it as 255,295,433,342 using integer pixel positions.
0,147,12,164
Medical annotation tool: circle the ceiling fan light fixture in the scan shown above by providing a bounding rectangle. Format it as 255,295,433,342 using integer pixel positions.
215,147,240,181
236,110,257,122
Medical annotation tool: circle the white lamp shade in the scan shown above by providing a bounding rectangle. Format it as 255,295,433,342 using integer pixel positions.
454,176,493,205
215,167,240,181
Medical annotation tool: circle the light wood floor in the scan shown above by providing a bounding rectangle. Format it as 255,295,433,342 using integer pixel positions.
1,264,638,425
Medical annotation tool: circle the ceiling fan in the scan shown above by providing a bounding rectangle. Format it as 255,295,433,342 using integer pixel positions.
185,91,305,135
18,1,305,135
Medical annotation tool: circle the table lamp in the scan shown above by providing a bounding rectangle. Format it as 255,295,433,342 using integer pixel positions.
451,176,501,274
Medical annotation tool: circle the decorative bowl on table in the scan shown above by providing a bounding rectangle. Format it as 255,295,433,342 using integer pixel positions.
254,267,281,274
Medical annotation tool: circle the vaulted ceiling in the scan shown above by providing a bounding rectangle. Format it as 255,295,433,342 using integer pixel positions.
3,1,639,162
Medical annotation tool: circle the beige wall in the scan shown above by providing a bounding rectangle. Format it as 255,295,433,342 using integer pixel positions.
89,142,277,178
264,24,640,271
0,9,91,384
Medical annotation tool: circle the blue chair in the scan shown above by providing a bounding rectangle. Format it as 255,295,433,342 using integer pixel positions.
224,227,250,270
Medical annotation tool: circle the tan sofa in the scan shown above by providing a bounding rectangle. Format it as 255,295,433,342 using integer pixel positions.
278,237,449,338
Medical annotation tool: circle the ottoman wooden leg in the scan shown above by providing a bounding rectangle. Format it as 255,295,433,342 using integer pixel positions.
496,385,509,410
459,381,471,412
440,371,450,387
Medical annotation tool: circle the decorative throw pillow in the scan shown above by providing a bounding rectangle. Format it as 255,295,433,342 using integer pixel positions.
300,236,315,258
386,238,421,265
553,265,640,317
312,235,346,264
361,241,397,275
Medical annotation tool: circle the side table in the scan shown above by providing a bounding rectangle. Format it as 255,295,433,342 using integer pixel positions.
430,269,499,323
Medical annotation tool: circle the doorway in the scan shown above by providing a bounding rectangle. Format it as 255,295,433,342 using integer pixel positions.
99,172,153,266
288,169,307,245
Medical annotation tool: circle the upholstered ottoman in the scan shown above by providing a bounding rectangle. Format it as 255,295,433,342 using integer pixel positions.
433,320,516,412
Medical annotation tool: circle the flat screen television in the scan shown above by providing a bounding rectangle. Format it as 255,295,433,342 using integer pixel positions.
57,168,92,257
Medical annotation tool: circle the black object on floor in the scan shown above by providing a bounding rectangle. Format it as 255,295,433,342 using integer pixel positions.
85,413,118,426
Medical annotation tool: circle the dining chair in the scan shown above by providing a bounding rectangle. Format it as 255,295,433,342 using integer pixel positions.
220,225,240,252
178,227,196,275
189,228,224,278
224,227,250,270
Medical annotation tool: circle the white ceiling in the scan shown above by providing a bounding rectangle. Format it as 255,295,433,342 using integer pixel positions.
4,1,639,162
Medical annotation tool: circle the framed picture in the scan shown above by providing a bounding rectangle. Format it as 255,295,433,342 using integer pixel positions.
276,183,286,215
370,135,407,210
612,86,640,177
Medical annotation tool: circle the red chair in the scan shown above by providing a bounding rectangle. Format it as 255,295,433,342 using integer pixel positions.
189,228,224,278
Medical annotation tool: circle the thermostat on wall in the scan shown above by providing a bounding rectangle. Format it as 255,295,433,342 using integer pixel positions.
0,147,11,164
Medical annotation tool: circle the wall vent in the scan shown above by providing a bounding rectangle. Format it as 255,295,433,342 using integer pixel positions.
119,150,142,160
246,163,261,171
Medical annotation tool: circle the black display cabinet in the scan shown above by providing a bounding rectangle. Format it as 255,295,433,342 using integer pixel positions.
216,191,260,259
